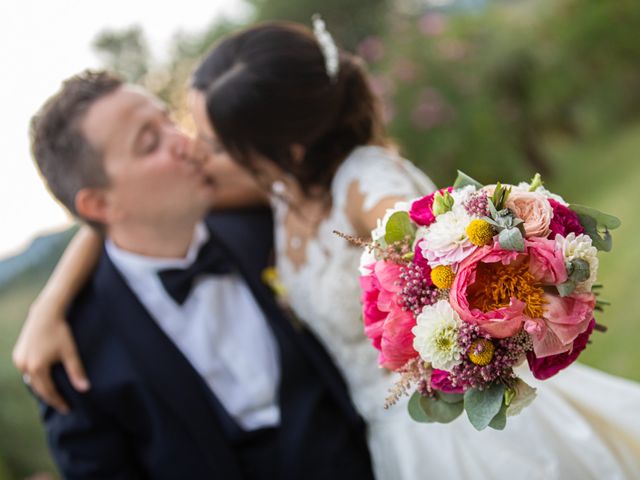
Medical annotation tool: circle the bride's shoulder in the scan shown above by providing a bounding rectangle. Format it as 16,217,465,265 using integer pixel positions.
333,145,436,210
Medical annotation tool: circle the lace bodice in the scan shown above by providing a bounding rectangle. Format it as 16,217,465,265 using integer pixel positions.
272,146,436,417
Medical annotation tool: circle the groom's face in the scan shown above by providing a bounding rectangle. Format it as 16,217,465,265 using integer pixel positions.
81,85,214,227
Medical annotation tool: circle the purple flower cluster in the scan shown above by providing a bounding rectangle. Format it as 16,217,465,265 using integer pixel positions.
463,191,490,218
448,324,532,391
397,263,439,316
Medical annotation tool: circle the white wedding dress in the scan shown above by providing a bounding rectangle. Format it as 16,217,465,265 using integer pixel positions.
272,146,640,479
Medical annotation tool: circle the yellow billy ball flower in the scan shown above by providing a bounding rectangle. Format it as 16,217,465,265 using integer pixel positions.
431,265,455,289
468,338,495,366
466,219,495,247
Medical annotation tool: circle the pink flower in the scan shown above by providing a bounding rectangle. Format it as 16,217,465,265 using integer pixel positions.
548,199,585,238
430,369,465,394
485,186,552,238
524,292,596,357
449,244,527,338
526,237,568,285
409,187,453,227
527,318,595,380
505,190,553,238
360,261,419,370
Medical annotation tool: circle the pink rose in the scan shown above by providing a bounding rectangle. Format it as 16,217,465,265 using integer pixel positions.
430,369,465,394
527,318,595,380
526,237,568,285
504,191,553,238
548,199,585,238
524,292,596,357
449,243,528,338
360,261,419,370
409,187,453,227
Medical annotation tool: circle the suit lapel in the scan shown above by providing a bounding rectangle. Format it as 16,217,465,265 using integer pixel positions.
205,210,363,427
94,252,243,479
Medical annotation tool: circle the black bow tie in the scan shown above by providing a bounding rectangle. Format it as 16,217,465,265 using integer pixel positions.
158,239,232,305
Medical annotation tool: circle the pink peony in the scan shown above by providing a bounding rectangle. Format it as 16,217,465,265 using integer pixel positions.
430,369,465,394
527,318,595,380
449,243,528,338
524,292,596,357
526,237,568,285
360,261,419,370
409,187,453,227
548,199,585,238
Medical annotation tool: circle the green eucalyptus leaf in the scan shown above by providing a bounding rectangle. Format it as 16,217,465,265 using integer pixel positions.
436,391,464,404
453,170,483,190
568,258,590,283
384,211,417,245
576,214,613,252
464,383,506,431
420,393,464,424
488,401,508,430
498,228,525,252
570,204,621,230
557,280,577,297
408,392,433,423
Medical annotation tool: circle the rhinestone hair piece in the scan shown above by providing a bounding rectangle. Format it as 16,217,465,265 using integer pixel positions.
312,14,339,81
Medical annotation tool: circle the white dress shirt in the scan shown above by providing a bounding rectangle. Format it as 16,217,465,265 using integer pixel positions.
105,222,281,430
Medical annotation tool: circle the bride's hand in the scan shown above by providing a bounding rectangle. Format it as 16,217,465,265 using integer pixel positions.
13,300,90,413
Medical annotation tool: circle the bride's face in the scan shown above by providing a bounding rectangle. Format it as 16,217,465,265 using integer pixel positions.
188,89,292,190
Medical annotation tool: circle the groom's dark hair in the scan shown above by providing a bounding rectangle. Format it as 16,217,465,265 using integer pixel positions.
30,70,122,226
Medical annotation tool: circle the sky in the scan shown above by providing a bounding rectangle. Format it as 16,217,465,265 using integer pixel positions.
0,0,249,260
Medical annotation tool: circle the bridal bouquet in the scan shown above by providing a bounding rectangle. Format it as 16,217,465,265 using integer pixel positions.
357,172,619,430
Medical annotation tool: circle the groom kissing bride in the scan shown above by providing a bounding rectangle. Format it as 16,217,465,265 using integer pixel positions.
23,69,374,479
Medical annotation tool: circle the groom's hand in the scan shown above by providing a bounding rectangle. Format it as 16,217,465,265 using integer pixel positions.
13,306,90,413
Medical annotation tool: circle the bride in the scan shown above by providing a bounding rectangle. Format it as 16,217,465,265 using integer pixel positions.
14,20,640,479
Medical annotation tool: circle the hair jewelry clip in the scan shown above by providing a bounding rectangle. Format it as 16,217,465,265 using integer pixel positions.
312,14,339,81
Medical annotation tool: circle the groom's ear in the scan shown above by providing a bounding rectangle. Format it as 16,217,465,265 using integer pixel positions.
75,187,112,225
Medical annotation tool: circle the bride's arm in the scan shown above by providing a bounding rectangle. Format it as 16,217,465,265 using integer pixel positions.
345,180,409,238
12,225,101,412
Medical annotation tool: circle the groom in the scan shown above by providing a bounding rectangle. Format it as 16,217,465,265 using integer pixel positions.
29,70,373,479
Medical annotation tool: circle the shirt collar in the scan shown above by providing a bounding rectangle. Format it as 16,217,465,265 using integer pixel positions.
105,222,210,279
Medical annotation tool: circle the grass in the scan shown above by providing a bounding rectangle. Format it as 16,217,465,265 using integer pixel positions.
545,124,640,381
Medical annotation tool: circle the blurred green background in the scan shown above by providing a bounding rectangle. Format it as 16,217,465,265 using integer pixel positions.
2,0,639,477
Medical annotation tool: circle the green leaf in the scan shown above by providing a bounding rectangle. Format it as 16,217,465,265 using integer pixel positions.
528,173,543,191
557,280,577,297
498,228,525,252
420,393,464,424
576,213,613,252
488,401,508,430
432,191,455,216
464,383,506,431
384,211,417,245
570,204,621,230
408,392,433,423
436,391,464,404
568,258,590,283
453,170,483,190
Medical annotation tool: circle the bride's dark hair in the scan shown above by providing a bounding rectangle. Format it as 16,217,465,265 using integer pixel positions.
192,21,388,196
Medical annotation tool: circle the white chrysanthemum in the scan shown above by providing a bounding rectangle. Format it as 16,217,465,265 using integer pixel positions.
450,185,477,206
419,204,476,266
516,182,568,205
358,247,378,275
371,201,411,242
412,300,463,371
555,232,599,292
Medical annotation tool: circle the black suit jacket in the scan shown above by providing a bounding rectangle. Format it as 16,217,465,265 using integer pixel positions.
41,209,373,480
